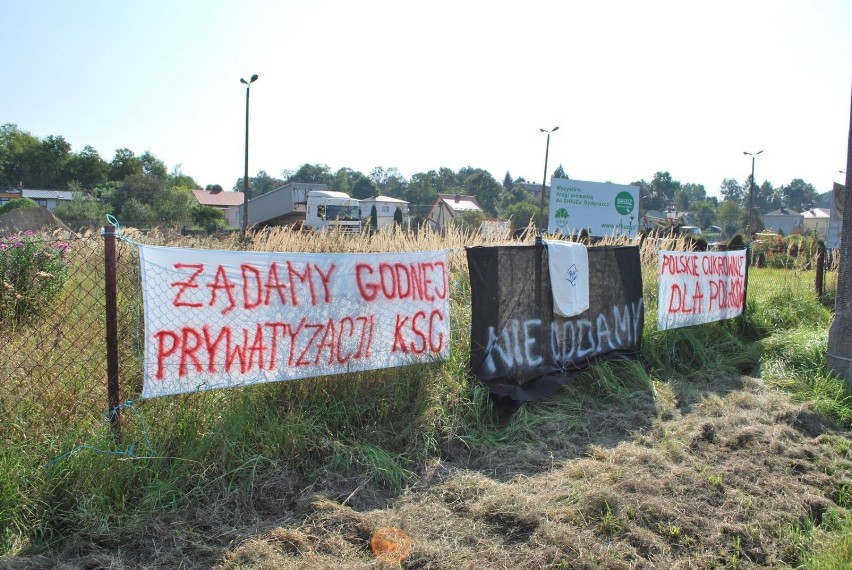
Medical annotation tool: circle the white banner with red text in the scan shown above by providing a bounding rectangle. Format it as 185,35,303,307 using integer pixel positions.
657,250,747,330
139,245,450,398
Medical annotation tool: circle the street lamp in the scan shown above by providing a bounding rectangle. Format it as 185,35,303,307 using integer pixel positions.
538,126,559,234
240,73,258,239
743,149,763,236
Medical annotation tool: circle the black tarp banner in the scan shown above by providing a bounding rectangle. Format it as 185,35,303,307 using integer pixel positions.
466,244,644,405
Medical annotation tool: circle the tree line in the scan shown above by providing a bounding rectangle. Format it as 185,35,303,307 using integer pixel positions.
0,124,826,233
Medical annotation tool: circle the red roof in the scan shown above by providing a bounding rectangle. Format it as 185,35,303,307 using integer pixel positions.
192,189,244,207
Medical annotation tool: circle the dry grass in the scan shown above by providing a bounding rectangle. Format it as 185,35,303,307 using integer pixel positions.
3,373,847,569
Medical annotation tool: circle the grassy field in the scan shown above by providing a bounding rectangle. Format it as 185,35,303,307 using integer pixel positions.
0,227,849,569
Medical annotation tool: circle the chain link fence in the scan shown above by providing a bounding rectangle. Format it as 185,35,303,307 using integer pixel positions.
748,236,838,305
0,228,841,456
0,231,118,441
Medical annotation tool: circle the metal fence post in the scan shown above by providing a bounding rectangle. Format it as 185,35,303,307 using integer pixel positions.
815,244,825,298
743,245,751,314
103,225,121,441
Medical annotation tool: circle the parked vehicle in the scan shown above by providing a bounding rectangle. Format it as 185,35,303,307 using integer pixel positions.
305,190,361,233
245,183,362,233
678,225,702,235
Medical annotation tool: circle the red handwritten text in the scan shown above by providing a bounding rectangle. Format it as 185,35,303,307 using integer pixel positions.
153,314,376,380
355,261,448,302
169,261,336,314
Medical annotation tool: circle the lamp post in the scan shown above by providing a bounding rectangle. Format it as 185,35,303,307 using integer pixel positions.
240,73,258,239
743,149,763,236
538,126,559,234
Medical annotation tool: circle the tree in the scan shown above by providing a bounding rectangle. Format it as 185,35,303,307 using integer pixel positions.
369,204,378,232
434,167,458,194
368,166,387,187
502,171,513,190
0,125,40,187
460,168,502,216
456,209,484,233
378,167,408,199
2,131,71,188
673,189,691,212
351,173,377,200
109,148,143,181
691,199,717,231
682,182,707,202
152,186,195,227
720,178,744,204
53,191,109,229
503,201,538,230
110,173,165,222
406,172,439,211
34,135,72,188
651,171,681,206
827,89,852,386
289,163,333,185
633,179,661,213
393,206,403,227
552,164,567,180
330,167,355,194
191,204,227,233
717,200,743,237
62,145,108,191
139,151,167,179
780,178,819,212
119,198,155,227
169,164,198,189
233,170,285,197
754,180,780,213
252,170,285,196
501,183,536,209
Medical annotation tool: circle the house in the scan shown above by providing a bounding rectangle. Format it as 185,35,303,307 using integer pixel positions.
22,189,74,211
192,187,244,229
0,187,74,212
802,208,831,239
360,195,410,229
762,207,803,236
0,188,22,207
427,194,483,231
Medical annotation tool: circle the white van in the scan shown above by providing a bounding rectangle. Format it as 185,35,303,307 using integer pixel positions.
678,225,702,235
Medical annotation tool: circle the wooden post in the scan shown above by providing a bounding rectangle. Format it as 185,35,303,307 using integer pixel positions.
103,224,121,441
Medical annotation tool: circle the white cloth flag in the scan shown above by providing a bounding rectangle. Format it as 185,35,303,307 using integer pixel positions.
544,240,590,317
139,245,450,398
657,250,747,330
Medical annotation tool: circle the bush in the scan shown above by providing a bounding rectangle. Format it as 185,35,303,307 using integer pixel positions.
0,230,71,329
0,198,39,217
752,234,822,269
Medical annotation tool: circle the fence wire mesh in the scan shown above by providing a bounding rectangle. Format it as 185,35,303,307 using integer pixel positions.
0,227,840,458
1,231,113,440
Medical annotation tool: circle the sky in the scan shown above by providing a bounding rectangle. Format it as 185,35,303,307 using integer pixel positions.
2,0,850,199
